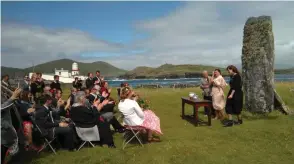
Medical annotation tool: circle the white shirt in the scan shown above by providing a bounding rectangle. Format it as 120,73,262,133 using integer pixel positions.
118,99,145,126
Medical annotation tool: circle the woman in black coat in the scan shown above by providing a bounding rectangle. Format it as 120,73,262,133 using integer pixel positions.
224,65,243,127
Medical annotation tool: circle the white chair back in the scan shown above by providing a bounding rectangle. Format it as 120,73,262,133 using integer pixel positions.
75,125,100,142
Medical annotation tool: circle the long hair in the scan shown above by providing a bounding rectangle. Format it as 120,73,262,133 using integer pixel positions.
226,65,240,75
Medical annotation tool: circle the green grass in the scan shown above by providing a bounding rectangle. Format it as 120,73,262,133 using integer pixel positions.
31,82,294,164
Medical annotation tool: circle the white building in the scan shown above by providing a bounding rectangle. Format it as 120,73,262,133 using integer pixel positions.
29,62,87,83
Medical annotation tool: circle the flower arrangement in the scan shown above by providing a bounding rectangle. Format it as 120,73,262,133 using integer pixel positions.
136,97,151,110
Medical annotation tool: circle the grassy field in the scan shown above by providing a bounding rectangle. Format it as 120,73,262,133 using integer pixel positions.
31,82,294,164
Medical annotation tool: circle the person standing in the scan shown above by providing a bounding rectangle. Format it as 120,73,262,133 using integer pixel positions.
1,74,11,88
200,71,215,117
50,75,62,92
210,69,227,120
93,70,102,86
86,73,94,89
224,65,243,127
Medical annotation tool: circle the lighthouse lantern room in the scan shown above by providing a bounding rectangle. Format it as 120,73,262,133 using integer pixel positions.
71,62,79,76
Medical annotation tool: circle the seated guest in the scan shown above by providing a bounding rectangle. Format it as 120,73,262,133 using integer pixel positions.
34,94,75,151
14,90,36,150
51,89,67,117
100,81,111,98
72,77,82,91
70,91,116,148
87,85,100,104
118,87,163,142
50,75,62,92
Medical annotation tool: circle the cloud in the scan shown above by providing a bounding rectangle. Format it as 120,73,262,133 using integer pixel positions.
1,23,125,68
1,2,294,70
121,1,294,69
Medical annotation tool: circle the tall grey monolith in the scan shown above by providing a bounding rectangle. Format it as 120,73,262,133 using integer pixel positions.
241,16,275,113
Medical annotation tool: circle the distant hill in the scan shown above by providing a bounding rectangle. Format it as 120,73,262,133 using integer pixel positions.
1,59,127,78
119,64,228,79
1,66,26,78
274,67,294,74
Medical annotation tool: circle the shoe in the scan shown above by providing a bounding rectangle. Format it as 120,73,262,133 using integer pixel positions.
116,128,126,133
223,120,234,127
234,119,243,125
108,144,116,148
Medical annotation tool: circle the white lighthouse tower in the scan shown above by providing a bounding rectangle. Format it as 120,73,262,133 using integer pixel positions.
71,62,79,76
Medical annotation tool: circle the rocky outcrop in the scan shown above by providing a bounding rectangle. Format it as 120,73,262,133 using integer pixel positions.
242,16,275,113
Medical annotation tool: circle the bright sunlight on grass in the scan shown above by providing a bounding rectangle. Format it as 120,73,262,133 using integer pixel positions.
31,82,294,164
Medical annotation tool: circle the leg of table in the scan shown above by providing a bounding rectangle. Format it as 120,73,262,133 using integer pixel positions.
208,105,212,126
194,105,199,126
181,101,185,119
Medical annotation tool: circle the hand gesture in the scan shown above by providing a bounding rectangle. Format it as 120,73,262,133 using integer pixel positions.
59,122,68,127
102,99,109,106
11,88,22,100
108,88,112,93
57,98,64,107
228,95,233,99
27,108,35,114
93,98,101,107
102,91,109,98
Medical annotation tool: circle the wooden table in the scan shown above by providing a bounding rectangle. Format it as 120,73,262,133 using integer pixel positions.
181,97,212,126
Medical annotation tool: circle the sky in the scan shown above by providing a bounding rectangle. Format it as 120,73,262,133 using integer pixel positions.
1,1,294,70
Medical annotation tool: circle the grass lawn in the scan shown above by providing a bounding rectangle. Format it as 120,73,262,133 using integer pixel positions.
31,82,294,164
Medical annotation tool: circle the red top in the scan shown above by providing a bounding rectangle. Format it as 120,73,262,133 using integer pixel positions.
100,87,110,97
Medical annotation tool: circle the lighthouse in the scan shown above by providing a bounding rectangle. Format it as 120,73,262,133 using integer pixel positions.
72,62,79,76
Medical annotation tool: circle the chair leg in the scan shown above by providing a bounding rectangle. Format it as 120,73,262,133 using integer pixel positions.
89,142,95,148
123,130,144,150
78,141,86,151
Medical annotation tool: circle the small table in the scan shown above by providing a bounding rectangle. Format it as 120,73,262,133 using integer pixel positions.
181,97,212,126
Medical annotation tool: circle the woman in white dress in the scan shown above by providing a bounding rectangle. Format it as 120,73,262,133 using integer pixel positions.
118,87,162,142
210,69,227,120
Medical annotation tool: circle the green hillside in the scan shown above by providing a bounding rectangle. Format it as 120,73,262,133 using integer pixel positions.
24,59,127,77
120,64,227,79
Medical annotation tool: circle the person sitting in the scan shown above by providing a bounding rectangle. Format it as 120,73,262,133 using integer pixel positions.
87,85,100,104
69,91,116,148
14,90,36,151
51,89,67,117
34,94,75,151
118,87,163,142
100,81,111,98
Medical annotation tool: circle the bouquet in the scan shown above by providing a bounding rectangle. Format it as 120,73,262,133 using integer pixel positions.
136,97,151,110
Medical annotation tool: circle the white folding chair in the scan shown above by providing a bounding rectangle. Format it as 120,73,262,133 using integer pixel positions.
122,125,145,150
75,125,100,151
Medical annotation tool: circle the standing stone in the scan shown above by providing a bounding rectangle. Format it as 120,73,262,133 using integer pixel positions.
241,16,275,113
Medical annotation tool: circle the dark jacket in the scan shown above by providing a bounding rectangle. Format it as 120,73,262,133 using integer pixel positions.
85,78,94,89
92,76,102,86
34,105,60,137
50,81,62,92
72,81,82,90
70,105,99,128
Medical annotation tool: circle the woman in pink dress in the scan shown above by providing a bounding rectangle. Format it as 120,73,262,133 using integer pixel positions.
210,69,227,120
118,87,162,142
